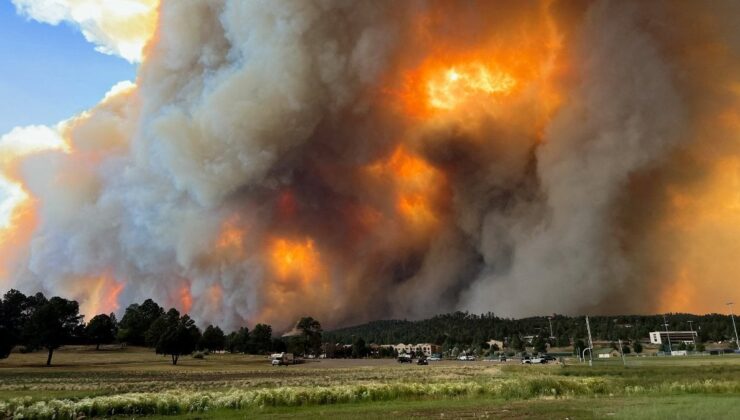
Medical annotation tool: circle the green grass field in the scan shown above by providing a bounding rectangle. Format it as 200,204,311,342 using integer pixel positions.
1,347,739,419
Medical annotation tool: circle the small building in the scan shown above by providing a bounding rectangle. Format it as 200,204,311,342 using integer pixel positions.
387,343,441,357
595,348,621,358
487,339,504,350
649,331,697,345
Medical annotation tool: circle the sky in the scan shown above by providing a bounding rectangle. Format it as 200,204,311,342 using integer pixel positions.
0,0,136,134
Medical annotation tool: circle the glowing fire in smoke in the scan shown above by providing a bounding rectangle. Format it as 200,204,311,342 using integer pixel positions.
269,238,323,284
256,237,330,324
73,275,125,319
368,147,445,228
427,63,516,110
216,215,246,259
179,285,193,314
396,53,537,117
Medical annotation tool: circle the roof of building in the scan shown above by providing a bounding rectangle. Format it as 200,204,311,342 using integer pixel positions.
649,331,697,334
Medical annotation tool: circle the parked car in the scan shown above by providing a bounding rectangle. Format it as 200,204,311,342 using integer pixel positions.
428,356,442,361
397,355,413,363
458,355,476,361
417,358,428,365
521,356,531,364
499,355,507,362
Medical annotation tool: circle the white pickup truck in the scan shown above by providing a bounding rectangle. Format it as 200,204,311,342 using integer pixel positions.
271,352,294,366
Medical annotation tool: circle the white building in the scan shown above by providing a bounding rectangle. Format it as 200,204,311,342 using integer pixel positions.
487,339,504,349
649,331,697,345
384,343,441,356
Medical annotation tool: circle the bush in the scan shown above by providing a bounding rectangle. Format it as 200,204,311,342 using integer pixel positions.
192,351,205,359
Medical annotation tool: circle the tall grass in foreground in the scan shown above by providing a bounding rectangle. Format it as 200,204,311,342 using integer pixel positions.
2,376,738,419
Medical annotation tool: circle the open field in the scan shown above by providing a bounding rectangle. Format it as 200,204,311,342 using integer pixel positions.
1,347,739,419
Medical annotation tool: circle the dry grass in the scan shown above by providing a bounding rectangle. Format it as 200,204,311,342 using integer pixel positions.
1,347,739,419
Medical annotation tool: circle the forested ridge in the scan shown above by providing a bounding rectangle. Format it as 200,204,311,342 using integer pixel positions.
324,312,738,347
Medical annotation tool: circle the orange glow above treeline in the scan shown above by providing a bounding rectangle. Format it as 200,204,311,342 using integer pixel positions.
269,238,323,285
77,275,125,319
179,285,193,314
367,147,445,227
216,215,246,256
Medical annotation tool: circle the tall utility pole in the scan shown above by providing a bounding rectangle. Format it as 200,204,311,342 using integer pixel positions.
548,316,554,339
688,320,695,345
663,314,673,354
728,302,740,351
586,316,594,367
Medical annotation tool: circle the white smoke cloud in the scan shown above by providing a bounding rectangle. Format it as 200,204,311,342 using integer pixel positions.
0,125,66,228
12,0,158,62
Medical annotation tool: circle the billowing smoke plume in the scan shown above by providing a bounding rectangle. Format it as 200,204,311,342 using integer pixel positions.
1,0,739,330
12,0,157,62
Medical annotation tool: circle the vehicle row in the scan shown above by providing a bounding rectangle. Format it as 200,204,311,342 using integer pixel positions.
520,354,556,364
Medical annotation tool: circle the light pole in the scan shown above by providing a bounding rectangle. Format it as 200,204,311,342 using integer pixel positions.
687,320,695,345
727,302,740,351
548,316,554,339
663,314,672,354
585,316,594,367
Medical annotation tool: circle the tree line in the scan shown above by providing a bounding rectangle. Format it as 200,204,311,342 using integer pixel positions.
0,289,323,366
323,311,739,353
3,289,736,365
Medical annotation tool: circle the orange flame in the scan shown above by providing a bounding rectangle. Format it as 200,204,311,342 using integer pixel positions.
397,57,525,117
207,284,223,307
179,285,193,314
75,275,125,319
426,63,516,110
367,146,445,227
654,155,740,313
257,236,331,326
269,238,323,284
216,216,246,253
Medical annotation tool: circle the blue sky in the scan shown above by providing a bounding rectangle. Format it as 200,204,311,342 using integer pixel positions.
0,1,136,134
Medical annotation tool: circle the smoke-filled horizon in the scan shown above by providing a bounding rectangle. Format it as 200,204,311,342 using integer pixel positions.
1,0,739,332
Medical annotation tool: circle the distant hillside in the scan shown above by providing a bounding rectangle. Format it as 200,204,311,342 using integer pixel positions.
324,311,737,347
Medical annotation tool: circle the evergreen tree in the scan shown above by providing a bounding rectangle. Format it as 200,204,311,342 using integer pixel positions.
199,325,225,351
117,299,164,346
225,327,249,353
85,313,118,350
511,335,525,351
250,324,272,354
352,337,368,358
0,289,29,359
23,296,83,366
155,314,201,365
296,317,322,356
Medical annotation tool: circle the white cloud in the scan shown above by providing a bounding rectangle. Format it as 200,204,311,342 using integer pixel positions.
12,0,159,63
